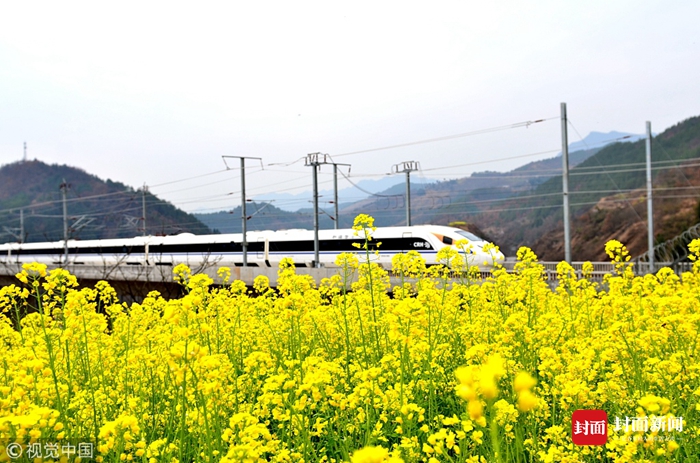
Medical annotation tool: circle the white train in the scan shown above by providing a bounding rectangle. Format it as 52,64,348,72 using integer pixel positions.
0,225,504,270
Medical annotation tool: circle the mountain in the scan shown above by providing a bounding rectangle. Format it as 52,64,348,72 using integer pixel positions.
0,160,212,243
471,116,700,258
194,202,335,233
532,160,700,261
563,131,647,155
251,176,433,212
279,130,644,228
336,145,603,228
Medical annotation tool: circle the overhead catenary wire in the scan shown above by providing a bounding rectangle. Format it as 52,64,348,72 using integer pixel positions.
0,153,700,217
51,125,649,215
420,148,561,172
174,180,700,218
337,169,402,198
412,160,700,180
154,170,264,196
653,137,700,195
22,136,678,213
148,168,231,189
0,189,138,215
331,117,557,158
339,193,700,221
166,156,700,213
570,160,700,176
348,157,700,181
567,119,645,223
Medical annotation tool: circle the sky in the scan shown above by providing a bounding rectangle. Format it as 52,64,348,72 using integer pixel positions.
0,1,698,214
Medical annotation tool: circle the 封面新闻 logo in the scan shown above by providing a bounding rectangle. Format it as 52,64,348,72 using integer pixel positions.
572,409,608,445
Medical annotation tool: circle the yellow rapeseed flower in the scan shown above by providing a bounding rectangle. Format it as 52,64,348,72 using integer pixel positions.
350,445,403,463
513,372,537,393
517,390,538,412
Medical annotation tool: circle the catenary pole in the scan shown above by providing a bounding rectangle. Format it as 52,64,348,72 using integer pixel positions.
311,153,320,268
61,179,69,265
561,103,571,263
646,121,654,273
304,153,323,267
305,154,349,264
333,164,338,230
19,209,24,244
330,162,350,229
406,171,411,226
222,156,263,267
241,157,247,267
392,161,420,226
142,184,147,236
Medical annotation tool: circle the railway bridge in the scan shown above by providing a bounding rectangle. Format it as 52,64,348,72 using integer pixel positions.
0,261,345,301
0,259,692,302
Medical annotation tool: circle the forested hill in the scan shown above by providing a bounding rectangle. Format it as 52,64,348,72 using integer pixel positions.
194,202,336,233
0,160,212,243
474,115,700,259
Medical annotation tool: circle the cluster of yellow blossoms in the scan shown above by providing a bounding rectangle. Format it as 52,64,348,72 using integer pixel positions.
0,216,698,462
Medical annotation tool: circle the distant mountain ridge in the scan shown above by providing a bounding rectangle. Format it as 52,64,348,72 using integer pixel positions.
563,131,647,155
251,176,433,213
0,160,212,243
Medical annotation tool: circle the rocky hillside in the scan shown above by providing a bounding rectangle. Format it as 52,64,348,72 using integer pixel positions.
532,162,700,261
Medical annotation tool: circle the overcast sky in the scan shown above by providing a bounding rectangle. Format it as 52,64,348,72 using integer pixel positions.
1,1,698,213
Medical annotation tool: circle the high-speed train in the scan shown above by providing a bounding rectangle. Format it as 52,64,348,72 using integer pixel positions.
0,225,504,270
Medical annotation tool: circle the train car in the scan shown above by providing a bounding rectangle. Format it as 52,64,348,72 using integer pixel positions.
0,225,504,270
259,225,503,269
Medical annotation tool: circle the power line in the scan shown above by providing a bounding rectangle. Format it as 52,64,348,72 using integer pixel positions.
420,148,561,172
653,137,700,195
331,117,556,158
154,170,264,196
148,168,231,189
570,161,700,176
568,119,644,224
338,169,402,198
0,190,137,215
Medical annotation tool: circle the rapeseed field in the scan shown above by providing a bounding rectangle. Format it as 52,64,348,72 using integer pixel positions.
0,215,697,462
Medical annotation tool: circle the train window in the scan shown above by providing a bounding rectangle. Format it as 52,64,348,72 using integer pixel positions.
150,243,242,254
442,236,453,245
455,230,483,242
269,241,314,252
320,240,359,251
247,242,265,252
19,248,59,255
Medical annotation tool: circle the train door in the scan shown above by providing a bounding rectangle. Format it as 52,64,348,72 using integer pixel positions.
255,237,270,266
